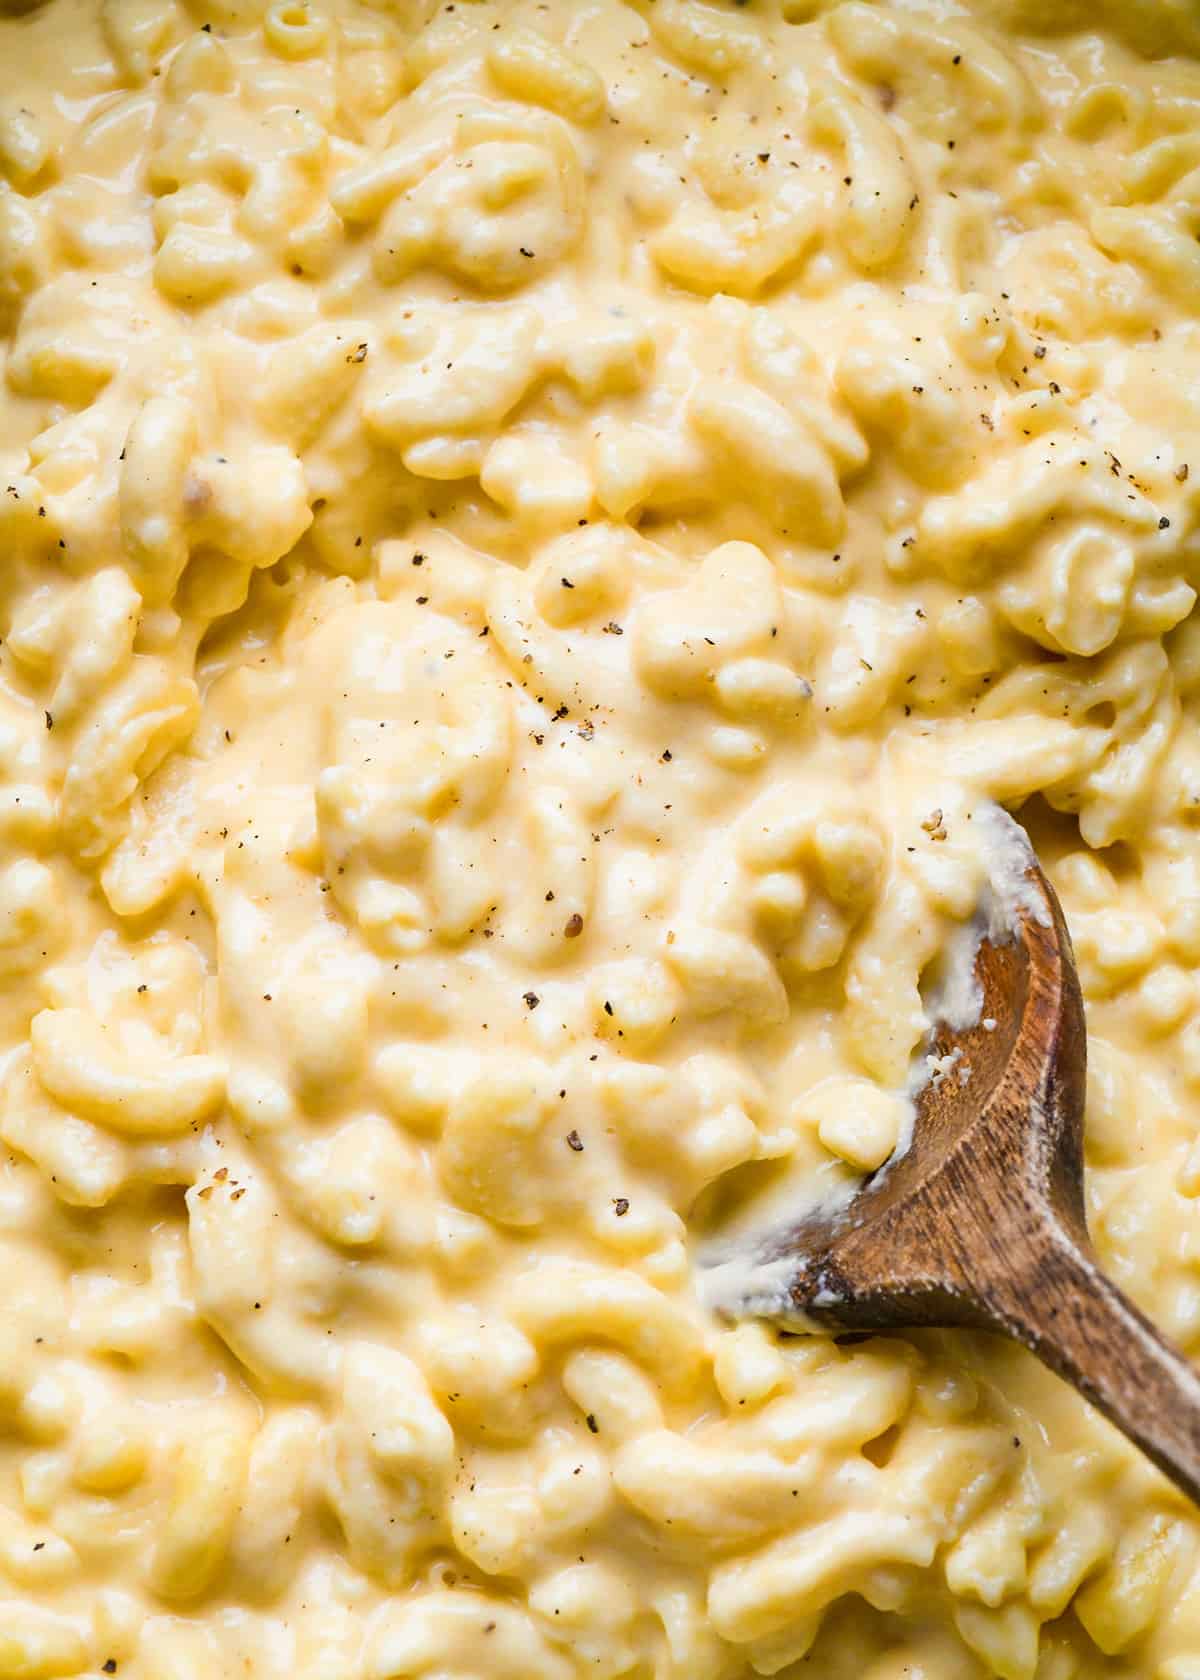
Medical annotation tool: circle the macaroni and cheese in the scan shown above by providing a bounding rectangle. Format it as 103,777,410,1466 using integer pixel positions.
0,0,1198,1676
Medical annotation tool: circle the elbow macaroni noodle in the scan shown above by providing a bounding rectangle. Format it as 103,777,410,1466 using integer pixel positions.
0,0,1196,1676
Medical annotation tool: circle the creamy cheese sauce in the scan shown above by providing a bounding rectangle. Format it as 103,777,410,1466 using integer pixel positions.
0,1,1199,1677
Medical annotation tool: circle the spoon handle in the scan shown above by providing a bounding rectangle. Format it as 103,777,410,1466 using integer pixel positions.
989,1222,1200,1506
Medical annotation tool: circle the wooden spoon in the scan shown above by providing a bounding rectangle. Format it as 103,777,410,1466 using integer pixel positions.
724,806,1200,1506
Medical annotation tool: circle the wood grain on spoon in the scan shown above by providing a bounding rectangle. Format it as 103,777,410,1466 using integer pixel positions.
729,807,1200,1508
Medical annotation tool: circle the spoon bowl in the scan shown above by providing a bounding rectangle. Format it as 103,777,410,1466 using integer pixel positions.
727,807,1200,1507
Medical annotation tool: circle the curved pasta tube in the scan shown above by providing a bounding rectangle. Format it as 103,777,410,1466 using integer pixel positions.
367,1592,572,1680
227,1409,320,1599
59,658,199,860
975,640,1177,846
708,1508,939,1650
631,540,783,702
664,924,789,1027
690,378,846,543
917,440,1159,581
2,1061,130,1208
1091,205,1200,307
487,565,623,716
842,877,942,1084
0,189,48,323
329,132,451,224
101,0,177,85
7,271,144,401
187,1170,342,1394
1122,133,1200,202
615,1430,819,1542
363,305,543,458
120,395,196,604
1064,79,1148,141
639,0,757,76
809,92,917,272
0,1606,88,1680
827,3,1037,133
7,568,141,726
30,1009,224,1135
501,785,597,965
487,28,605,124
152,1418,252,1601
435,1061,562,1228
0,99,49,187
652,195,818,297
836,347,970,489
741,310,869,478
321,1343,453,1587
264,0,329,59
507,1259,704,1395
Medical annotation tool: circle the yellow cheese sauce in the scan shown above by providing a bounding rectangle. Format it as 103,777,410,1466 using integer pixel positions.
0,0,1199,1675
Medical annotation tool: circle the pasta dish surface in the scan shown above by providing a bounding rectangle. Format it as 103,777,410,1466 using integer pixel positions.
0,0,1199,1675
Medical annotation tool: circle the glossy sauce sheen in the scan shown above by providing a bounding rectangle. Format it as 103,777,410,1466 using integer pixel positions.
0,1,1198,1677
